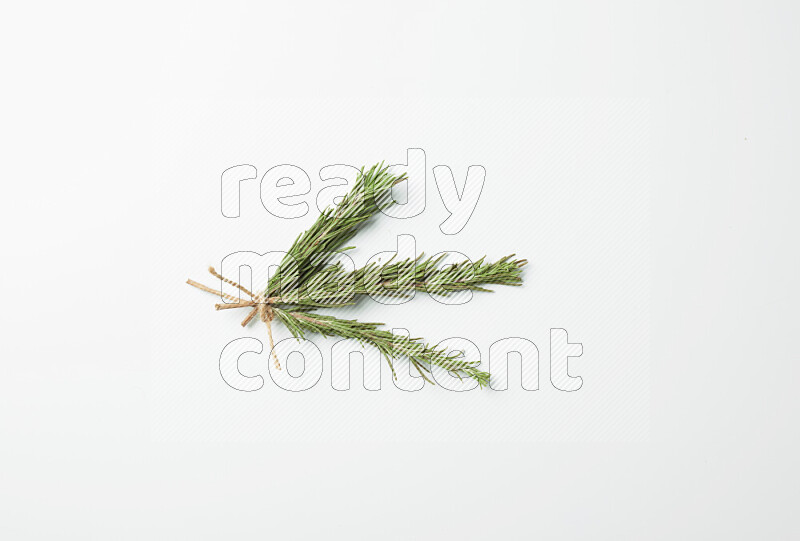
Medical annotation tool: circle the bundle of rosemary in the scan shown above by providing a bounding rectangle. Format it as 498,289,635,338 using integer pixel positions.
188,163,526,387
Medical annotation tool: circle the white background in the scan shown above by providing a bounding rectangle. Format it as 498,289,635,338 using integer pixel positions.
1,1,797,539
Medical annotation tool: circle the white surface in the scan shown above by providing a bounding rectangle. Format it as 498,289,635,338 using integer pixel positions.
1,1,798,539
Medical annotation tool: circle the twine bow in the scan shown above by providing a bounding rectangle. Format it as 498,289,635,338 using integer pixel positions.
187,267,282,370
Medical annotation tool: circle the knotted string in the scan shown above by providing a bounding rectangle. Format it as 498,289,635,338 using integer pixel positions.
187,267,282,370
257,301,279,370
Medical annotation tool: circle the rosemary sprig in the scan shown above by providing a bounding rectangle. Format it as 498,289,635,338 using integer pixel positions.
295,253,526,306
272,308,489,386
266,162,406,299
188,162,526,387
